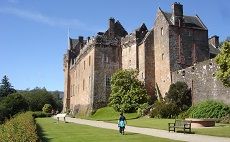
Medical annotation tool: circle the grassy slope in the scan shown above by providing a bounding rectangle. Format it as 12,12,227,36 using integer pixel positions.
89,107,139,121
89,107,230,138
36,118,180,142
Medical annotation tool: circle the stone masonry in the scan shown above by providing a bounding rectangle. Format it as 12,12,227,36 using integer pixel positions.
63,2,226,115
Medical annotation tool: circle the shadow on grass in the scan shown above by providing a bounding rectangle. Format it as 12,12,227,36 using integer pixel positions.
176,130,195,134
36,123,53,142
124,132,138,135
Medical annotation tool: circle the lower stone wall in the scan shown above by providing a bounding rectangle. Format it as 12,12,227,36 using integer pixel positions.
172,59,230,105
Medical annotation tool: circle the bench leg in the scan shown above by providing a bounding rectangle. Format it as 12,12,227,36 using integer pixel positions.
57,117,59,123
64,117,66,123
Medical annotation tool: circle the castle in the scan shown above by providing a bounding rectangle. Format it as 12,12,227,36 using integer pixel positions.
63,3,228,114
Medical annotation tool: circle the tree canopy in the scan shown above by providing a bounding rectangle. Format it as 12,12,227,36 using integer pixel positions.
109,69,148,112
0,75,16,98
165,81,192,112
215,41,230,87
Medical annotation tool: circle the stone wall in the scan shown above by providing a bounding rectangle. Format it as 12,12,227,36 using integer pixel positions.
69,47,95,115
169,26,209,71
172,59,230,105
154,9,171,97
121,33,137,69
93,44,120,110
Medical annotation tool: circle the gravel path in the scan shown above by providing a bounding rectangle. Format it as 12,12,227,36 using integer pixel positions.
54,116,230,142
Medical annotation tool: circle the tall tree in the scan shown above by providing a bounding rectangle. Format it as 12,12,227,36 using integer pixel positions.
109,69,148,112
0,75,16,98
215,41,230,87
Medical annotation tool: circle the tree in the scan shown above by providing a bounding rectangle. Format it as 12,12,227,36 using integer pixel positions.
165,81,192,112
0,93,28,123
109,69,148,112
22,87,56,111
215,41,230,87
0,75,16,98
42,104,52,113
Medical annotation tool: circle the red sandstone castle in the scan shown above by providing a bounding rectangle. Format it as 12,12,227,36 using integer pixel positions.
63,3,228,115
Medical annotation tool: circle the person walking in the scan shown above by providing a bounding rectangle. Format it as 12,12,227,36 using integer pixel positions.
118,112,127,135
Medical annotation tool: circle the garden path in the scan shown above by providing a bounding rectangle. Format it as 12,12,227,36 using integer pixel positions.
53,116,230,142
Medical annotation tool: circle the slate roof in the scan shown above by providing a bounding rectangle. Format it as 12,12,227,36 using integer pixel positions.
209,44,220,55
161,10,207,30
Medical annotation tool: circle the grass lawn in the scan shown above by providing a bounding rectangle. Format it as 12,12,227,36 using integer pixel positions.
88,107,230,138
36,118,180,142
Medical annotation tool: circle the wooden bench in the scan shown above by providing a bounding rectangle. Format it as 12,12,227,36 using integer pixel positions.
168,119,191,134
56,113,67,123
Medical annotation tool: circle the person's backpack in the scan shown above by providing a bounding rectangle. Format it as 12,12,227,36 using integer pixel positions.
118,120,125,127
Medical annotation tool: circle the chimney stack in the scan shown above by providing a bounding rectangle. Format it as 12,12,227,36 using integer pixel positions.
109,17,115,37
209,35,219,48
171,2,183,26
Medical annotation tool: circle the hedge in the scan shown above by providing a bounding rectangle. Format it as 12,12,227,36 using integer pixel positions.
0,112,38,142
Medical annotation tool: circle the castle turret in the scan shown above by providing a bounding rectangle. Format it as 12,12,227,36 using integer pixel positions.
171,2,183,26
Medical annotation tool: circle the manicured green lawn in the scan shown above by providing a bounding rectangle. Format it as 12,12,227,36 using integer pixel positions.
83,107,230,138
36,118,180,142
121,118,230,138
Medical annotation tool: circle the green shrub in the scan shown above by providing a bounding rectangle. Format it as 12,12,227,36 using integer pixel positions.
149,101,179,118
165,81,192,112
0,112,38,142
0,93,28,124
187,100,230,119
42,104,52,113
220,114,230,124
137,103,151,117
32,111,52,118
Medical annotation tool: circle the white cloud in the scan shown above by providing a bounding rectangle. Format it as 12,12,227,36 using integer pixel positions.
0,7,95,31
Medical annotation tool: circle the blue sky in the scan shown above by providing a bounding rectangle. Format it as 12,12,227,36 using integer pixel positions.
0,0,229,91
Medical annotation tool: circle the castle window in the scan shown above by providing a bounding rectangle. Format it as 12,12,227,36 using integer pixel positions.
72,84,75,96
142,72,144,79
89,76,91,88
83,79,85,91
103,54,109,63
162,53,164,60
106,75,111,88
161,27,163,36
84,61,86,70
129,60,131,67
89,56,91,66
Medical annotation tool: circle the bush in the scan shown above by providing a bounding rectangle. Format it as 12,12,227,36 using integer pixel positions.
165,81,192,112
149,101,179,118
42,104,52,113
0,112,38,142
187,100,230,119
137,103,151,117
32,111,52,118
0,93,28,124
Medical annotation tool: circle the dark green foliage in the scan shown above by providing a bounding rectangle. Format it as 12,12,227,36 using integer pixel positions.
0,112,38,142
187,100,230,119
51,91,63,112
165,81,192,112
0,75,16,98
109,69,148,113
0,93,28,123
137,103,151,117
149,101,179,118
32,111,52,118
215,41,230,87
42,104,52,113
22,87,58,111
